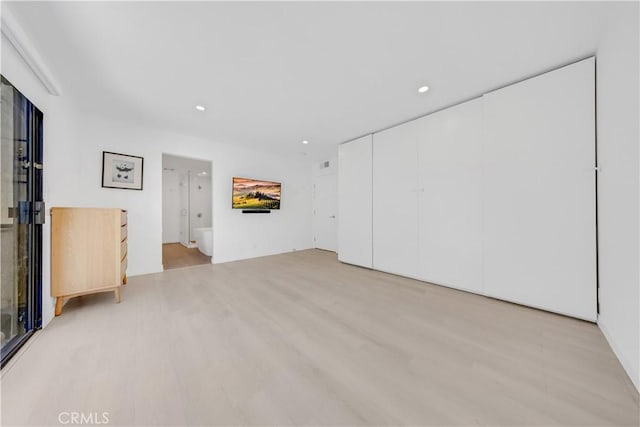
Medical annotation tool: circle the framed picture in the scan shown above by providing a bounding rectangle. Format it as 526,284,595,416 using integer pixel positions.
101,151,144,190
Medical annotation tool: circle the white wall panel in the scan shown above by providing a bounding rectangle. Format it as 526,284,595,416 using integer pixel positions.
482,57,597,321
417,98,483,293
372,121,420,278
338,135,372,267
595,5,640,391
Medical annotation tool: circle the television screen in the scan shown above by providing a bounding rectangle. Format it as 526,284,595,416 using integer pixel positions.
232,177,281,210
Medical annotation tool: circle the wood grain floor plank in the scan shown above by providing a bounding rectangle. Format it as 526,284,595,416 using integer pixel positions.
1,249,638,426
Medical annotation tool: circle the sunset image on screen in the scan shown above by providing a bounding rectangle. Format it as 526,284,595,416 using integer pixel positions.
232,177,281,209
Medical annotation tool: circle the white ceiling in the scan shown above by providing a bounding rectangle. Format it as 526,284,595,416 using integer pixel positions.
5,1,620,160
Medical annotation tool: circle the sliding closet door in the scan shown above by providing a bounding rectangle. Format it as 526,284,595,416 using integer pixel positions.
373,121,420,278
0,76,43,366
417,98,483,293
482,57,596,321
338,135,373,267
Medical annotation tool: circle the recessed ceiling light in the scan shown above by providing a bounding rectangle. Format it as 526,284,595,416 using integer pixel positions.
302,140,309,145
418,86,430,94
195,105,206,111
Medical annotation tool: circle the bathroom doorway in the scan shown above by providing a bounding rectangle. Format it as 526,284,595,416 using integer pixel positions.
162,154,212,270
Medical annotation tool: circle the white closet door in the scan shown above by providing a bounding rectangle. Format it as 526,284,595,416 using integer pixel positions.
482,57,596,321
373,121,420,278
417,98,483,293
338,135,373,267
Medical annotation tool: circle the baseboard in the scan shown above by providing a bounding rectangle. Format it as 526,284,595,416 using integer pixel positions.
127,264,164,277
598,319,640,394
213,247,314,265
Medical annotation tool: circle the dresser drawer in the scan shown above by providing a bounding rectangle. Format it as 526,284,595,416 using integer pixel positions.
121,225,127,242
121,239,127,261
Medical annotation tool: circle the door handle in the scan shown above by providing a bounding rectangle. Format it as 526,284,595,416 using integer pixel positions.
329,215,336,219
34,201,46,224
13,202,46,224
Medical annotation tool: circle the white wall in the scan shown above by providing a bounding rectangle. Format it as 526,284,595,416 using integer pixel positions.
595,3,640,391
1,34,314,327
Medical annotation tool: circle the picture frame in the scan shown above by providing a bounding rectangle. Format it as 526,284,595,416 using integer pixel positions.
101,151,144,190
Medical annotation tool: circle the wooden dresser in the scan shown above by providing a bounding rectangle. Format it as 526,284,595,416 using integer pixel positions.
51,207,128,315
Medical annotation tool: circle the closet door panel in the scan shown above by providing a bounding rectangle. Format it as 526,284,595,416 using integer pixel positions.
372,121,420,278
338,135,373,267
417,98,483,293
482,57,596,321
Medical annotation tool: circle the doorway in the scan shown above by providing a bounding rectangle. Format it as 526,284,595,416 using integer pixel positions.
0,76,43,367
162,154,212,270
313,163,338,252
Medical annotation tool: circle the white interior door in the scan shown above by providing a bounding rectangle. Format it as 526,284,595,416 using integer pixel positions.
417,98,483,294
314,172,338,252
373,121,420,278
482,57,597,321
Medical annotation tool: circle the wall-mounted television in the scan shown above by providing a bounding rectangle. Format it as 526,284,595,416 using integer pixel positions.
232,177,281,210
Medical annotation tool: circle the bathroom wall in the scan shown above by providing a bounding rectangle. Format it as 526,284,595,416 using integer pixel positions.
162,169,181,243
179,171,190,246
189,172,212,240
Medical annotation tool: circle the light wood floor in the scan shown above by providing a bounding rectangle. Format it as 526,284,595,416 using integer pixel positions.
162,242,211,270
1,250,638,426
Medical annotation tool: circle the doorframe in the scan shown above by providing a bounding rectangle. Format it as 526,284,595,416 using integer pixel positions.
0,75,43,368
161,153,214,270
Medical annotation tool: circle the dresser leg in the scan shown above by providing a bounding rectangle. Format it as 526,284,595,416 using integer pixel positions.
55,297,63,316
114,287,121,304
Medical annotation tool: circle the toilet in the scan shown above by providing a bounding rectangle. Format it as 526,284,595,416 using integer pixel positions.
193,227,213,256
